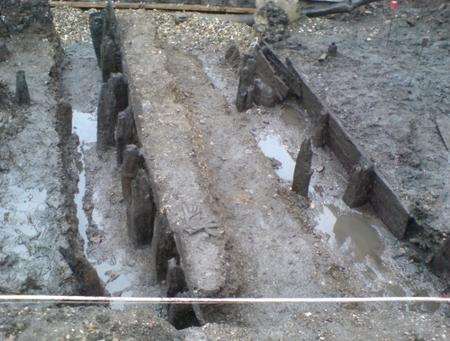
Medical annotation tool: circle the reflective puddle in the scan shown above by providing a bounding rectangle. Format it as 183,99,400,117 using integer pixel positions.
312,204,413,296
73,110,97,144
73,110,133,297
256,132,388,272
257,133,388,273
258,134,295,182
72,110,96,256
315,204,385,267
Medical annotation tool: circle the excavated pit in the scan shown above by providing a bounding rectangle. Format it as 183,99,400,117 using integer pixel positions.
1,1,449,339
116,7,448,337
63,4,199,326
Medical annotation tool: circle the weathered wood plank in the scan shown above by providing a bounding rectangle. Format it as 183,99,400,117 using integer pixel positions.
50,1,256,14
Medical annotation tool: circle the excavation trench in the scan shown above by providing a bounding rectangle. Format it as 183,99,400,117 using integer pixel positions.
62,5,433,301
59,4,449,330
58,7,201,328
251,124,394,285
116,9,450,337
199,47,444,302
0,2,448,338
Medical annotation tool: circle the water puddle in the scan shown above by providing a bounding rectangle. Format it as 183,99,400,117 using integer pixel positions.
258,134,295,182
256,132,391,282
72,110,136,299
312,203,410,295
315,205,385,267
311,204,428,299
73,110,97,144
73,110,96,255
256,133,389,278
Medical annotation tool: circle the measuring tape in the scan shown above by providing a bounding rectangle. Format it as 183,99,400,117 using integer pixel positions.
0,295,448,304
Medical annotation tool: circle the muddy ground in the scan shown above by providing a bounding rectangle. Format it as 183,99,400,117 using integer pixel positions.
280,0,449,240
0,32,76,295
62,36,162,301
0,1,448,340
118,7,449,339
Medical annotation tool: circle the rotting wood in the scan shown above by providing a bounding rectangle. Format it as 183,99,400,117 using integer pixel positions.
292,138,313,198
256,46,449,278
15,70,30,105
303,0,381,17
50,0,384,17
119,11,227,307
50,1,256,14
342,160,374,208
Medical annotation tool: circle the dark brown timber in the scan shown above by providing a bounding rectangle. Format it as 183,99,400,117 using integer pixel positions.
50,1,256,14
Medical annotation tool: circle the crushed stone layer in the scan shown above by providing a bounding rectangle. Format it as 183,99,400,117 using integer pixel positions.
0,304,257,340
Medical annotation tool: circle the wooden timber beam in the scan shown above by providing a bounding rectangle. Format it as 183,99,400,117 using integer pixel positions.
49,1,256,14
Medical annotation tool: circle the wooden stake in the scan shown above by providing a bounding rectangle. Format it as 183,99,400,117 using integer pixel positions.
386,18,393,47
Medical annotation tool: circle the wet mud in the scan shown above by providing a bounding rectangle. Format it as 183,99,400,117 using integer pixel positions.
118,8,448,339
61,36,163,305
0,2,449,340
0,33,76,295
279,1,450,274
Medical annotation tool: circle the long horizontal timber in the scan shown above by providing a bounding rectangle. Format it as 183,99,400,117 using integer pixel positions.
50,1,256,14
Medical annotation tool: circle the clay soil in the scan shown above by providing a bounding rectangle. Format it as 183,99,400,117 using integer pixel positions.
0,2,449,340
117,8,449,340
282,0,450,237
